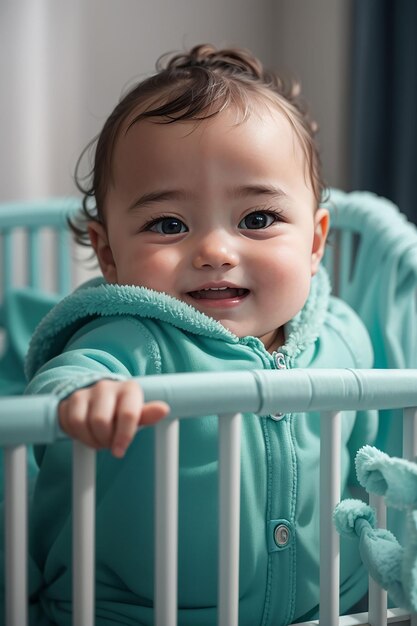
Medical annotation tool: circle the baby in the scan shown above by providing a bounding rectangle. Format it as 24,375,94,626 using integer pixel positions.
60,44,329,459
24,44,375,625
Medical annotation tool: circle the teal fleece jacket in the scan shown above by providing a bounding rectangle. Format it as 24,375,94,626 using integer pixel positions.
22,267,375,626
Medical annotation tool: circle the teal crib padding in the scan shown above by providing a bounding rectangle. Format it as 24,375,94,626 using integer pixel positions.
0,197,80,229
0,288,60,396
0,287,61,498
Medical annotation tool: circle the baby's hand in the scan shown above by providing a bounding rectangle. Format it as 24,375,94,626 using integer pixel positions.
59,379,169,458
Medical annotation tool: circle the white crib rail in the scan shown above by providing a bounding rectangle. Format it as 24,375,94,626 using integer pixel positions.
368,490,388,626
403,408,417,626
2,368,417,626
218,412,242,626
155,417,179,626
72,442,96,625
4,446,28,626
319,411,341,626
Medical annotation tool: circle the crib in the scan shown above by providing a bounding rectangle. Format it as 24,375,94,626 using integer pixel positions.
0,191,417,626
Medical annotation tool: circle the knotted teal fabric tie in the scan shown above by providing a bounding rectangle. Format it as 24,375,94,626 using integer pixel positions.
334,445,417,612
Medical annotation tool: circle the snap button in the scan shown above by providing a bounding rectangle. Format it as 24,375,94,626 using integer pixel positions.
274,352,286,369
274,523,290,547
270,412,285,421
268,519,293,552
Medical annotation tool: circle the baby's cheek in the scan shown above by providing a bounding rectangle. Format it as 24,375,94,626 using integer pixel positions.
125,249,181,291
259,255,312,313
259,252,310,285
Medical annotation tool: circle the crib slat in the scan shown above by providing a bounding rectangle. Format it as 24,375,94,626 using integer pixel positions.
57,228,72,294
403,407,417,461
368,493,387,626
4,445,28,626
319,411,341,625
339,230,353,295
155,418,179,626
218,412,241,626
2,230,13,293
323,237,335,292
403,408,417,626
72,442,96,626
28,229,41,289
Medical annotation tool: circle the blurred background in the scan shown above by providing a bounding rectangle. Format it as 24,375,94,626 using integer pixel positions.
1,0,416,222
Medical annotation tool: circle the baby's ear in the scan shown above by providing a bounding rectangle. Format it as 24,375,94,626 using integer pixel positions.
311,207,330,275
88,221,117,283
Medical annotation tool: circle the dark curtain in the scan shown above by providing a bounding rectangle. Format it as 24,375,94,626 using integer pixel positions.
350,0,417,223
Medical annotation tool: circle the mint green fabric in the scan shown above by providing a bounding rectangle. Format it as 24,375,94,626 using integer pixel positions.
0,288,58,396
334,446,417,612
323,190,417,455
9,266,377,626
0,288,60,500
323,189,417,550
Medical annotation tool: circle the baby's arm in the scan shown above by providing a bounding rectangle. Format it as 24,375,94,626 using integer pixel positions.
59,379,169,458
26,317,171,458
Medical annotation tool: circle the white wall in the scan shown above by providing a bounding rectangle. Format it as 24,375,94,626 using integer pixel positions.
1,0,275,202
273,0,353,190
1,0,350,203
1,1,351,285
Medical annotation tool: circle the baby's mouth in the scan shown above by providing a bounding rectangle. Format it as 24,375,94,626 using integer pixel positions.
187,287,249,300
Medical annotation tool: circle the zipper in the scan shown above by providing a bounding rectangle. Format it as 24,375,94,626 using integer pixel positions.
270,352,287,421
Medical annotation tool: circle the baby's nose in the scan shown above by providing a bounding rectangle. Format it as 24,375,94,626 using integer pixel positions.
192,234,239,270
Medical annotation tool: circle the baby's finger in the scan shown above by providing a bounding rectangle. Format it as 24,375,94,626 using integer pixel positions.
140,401,170,426
88,381,118,447
111,381,145,458
59,391,99,450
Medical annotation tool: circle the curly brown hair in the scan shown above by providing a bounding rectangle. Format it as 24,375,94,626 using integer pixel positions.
72,43,326,246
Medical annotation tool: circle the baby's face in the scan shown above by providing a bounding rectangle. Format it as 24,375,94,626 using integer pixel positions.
90,105,328,351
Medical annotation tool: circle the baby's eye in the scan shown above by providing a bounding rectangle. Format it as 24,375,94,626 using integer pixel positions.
238,211,278,230
147,217,188,235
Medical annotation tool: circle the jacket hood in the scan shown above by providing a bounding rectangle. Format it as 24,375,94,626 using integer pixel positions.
25,266,331,380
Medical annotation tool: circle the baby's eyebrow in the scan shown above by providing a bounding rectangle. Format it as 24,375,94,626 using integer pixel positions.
127,189,189,211
229,184,288,200
127,185,287,212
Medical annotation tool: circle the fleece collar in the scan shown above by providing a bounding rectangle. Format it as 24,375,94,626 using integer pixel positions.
25,267,330,380
282,265,331,362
